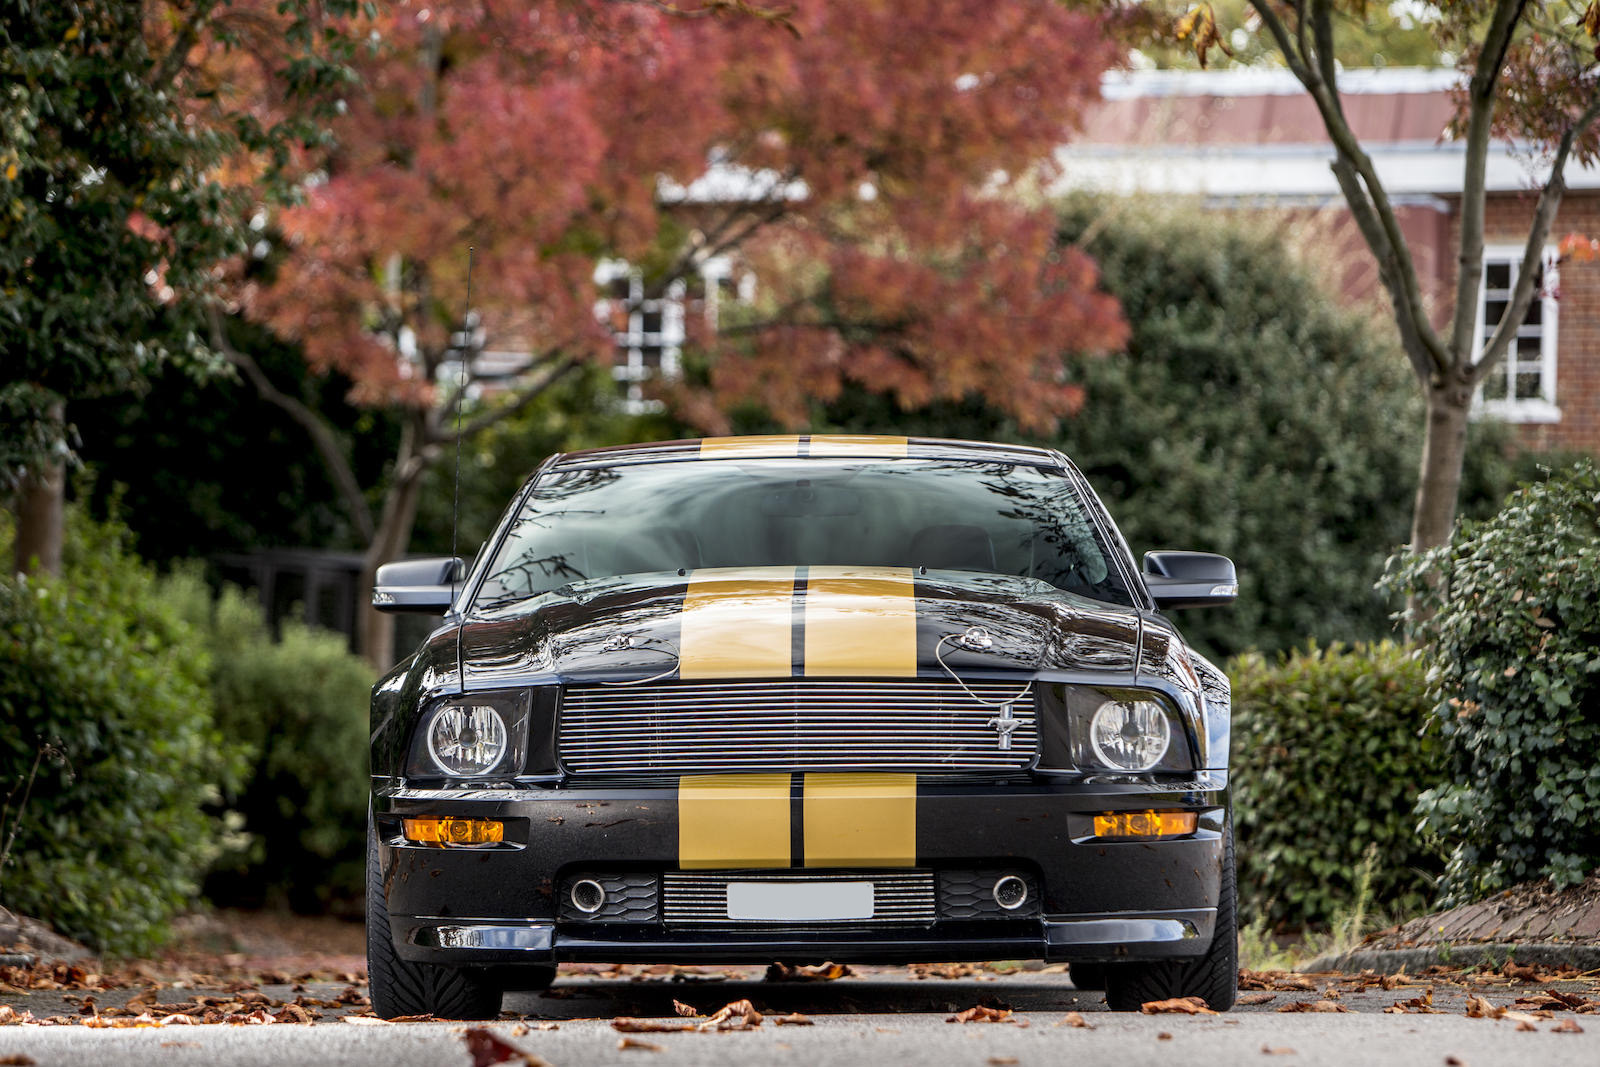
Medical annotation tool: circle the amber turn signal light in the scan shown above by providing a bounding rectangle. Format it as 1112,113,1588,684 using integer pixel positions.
1093,810,1197,839
402,817,505,847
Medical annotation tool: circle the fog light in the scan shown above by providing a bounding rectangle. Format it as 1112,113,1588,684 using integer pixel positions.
403,817,504,847
1093,810,1197,839
570,879,606,914
993,875,1028,911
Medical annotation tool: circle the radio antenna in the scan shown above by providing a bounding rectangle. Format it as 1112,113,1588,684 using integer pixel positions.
450,246,474,603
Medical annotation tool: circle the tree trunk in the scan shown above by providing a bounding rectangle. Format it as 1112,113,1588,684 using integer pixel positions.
358,459,431,672
12,401,66,577
1410,382,1473,552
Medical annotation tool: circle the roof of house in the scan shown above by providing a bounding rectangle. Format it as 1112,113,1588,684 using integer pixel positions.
1059,67,1600,200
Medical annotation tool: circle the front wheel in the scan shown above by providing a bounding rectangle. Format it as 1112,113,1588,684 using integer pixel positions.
1103,820,1238,1012
366,818,503,1020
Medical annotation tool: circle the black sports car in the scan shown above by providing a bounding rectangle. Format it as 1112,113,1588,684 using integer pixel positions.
367,435,1239,1017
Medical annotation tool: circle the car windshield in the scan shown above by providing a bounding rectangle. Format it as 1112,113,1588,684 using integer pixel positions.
474,457,1135,609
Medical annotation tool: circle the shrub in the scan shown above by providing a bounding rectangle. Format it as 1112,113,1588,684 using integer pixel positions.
162,568,374,912
1229,641,1445,928
1388,461,1600,905
0,512,243,955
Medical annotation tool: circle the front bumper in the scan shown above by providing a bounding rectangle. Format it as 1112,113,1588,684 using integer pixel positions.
374,776,1226,970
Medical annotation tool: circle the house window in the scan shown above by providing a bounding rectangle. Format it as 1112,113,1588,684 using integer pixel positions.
594,258,739,412
1474,246,1560,423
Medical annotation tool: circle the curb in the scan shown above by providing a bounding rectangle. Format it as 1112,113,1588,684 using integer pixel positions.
0,953,36,969
1299,940,1600,975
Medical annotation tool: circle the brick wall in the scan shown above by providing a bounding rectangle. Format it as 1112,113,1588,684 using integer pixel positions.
1459,191,1600,455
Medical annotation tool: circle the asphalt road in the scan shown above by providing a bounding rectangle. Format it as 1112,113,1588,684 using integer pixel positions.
4,967,1599,1067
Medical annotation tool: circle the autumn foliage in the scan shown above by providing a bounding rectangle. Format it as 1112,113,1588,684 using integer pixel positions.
247,0,1128,432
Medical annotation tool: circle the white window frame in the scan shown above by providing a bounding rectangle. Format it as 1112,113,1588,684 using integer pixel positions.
594,257,735,413
1473,244,1561,424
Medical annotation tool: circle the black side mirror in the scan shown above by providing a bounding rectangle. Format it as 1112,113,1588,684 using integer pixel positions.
372,556,465,614
1142,551,1238,610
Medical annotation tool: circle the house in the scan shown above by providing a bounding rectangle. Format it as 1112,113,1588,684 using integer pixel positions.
1058,67,1600,454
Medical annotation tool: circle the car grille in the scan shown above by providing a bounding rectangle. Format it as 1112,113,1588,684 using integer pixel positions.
557,679,1036,775
661,870,936,926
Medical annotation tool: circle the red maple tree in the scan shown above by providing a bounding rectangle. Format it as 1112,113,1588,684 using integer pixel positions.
234,0,1129,666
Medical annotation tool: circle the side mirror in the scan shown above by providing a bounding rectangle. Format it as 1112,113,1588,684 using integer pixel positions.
372,556,465,614
1142,551,1238,610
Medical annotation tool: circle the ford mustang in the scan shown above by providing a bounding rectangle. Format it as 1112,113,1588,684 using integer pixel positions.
367,435,1239,1017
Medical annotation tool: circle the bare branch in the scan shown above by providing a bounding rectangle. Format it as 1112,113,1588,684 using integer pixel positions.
1449,0,1533,361
428,357,585,446
1471,92,1600,386
149,1,217,89
1247,1,1313,83
207,307,377,542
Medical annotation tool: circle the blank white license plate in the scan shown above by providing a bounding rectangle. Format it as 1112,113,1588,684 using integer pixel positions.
725,881,873,921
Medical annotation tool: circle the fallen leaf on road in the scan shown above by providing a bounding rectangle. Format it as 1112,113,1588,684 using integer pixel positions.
1515,1020,1537,1032
1237,993,1276,1006
766,962,852,982
1385,988,1443,1014
0,1056,35,1065
1444,1057,1466,1066
672,999,699,1018
1260,1045,1295,1055
946,1005,1015,1024
1552,1018,1584,1033
1379,972,1409,991
462,1026,553,1067
611,1018,698,1033
704,999,763,1031
617,1037,663,1052
773,1013,814,1026
988,1058,1018,1065
157,1014,198,1026
1157,1031,1173,1040
1275,1001,1351,1014
1142,996,1215,1015
388,1013,436,1023
340,1015,390,1025
1055,1011,1092,1029
911,963,979,980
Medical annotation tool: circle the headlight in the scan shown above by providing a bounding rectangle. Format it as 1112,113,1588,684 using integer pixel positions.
1033,685,1192,774
1088,699,1171,772
407,691,532,778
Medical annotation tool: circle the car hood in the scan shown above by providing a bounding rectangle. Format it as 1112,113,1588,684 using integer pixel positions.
457,566,1146,688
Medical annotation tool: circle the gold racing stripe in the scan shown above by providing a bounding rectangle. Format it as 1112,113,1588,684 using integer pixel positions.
678,567,797,679
679,773,792,869
802,566,918,677
807,435,909,458
803,773,918,867
698,435,802,458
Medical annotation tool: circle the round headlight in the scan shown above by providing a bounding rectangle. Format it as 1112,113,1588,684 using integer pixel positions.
427,704,508,775
1089,699,1171,772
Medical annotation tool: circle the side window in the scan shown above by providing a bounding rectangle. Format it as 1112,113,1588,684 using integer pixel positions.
1474,247,1560,423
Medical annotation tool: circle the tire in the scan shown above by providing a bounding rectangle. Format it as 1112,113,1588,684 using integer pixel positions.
1103,819,1239,1012
366,818,503,1020
1067,962,1107,990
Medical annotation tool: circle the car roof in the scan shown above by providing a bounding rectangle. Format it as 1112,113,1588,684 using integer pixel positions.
550,435,1065,470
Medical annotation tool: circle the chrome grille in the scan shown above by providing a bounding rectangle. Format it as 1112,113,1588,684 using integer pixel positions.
662,870,936,926
558,679,1036,775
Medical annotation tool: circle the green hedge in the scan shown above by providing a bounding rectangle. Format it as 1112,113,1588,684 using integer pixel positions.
1389,461,1600,905
1230,641,1445,928
0,513,243,955
163,569,374,912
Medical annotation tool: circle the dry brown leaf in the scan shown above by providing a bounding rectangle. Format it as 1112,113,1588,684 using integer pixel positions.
1158,1031,1173,1040
1553,1017,1584,1033
340,1015,391,1025
1276,1001,1352,1014
1237,993,1277,1006
1379,972,1408,991
0,1056,35,1066
1261,1046,1296,1056
1515,1020,1537,1032
773,1013,814,1026
617,1037,664,1052
988,1058,1019,1066
1445,1056,1467,1066
1141,996,1216,1015
462,1026,554,1067
946,1005,1015,1024
672,999,699,1018
1465,995,1503,1019
765,962,852,982
611,1018,698,1033
703,999,763,1031
1057,1011,1092,1029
